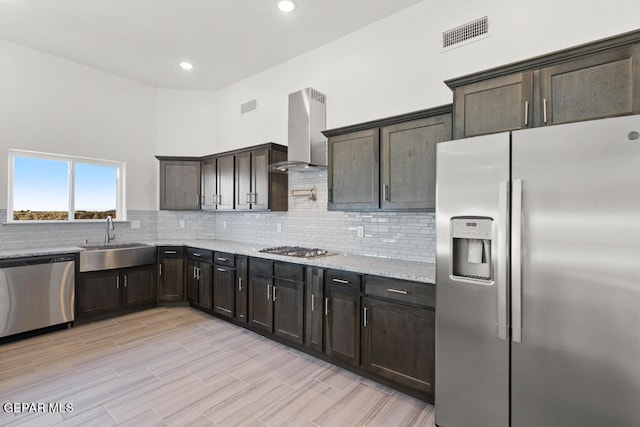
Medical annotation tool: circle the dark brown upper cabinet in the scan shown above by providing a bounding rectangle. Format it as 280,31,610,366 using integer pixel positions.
324,106,452,212
327,129,380,211
381,114,452,210
235,145,287,211
157,143,287,212
157,157,202,210
447,30,640,139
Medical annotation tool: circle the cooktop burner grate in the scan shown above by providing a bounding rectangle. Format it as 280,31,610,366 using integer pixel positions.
259,246,333,258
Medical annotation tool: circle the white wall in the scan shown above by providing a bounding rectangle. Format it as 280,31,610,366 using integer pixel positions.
155,89,217,156
0,40,158,211
206,0,640,152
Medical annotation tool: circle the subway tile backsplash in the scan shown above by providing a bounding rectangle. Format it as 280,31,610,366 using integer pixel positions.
0,171,435,263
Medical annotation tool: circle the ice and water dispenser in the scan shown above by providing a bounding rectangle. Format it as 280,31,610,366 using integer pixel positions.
451,217,493,281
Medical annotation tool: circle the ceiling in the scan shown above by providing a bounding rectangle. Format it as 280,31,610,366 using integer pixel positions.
0,0,423,91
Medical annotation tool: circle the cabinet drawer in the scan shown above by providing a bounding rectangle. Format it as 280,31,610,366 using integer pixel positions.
326,269,361,292
365,276,435,308
158,246,184,258
250,258,273,277
186,247,213,262
274,262,304,282
214,252,235,267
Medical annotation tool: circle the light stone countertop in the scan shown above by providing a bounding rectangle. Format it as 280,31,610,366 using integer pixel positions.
0,239,436,284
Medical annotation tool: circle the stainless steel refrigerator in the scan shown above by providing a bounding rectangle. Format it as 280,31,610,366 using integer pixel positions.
435,115,640,427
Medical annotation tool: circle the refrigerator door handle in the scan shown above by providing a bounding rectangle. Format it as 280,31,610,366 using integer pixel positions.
512,179,523,342
497,180,509,340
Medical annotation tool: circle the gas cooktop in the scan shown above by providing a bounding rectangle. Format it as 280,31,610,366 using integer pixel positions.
259,246,334,258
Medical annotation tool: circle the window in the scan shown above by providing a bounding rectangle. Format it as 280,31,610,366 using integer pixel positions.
8,149,126,222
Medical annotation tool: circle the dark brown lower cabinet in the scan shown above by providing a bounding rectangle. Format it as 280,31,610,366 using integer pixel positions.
77,264,156,321
305,267,324,352
273,278,304,344
186,260,213,310
248,258,274,332
362,298,435,395
157,246,185,303
213,265,235,318
324,285,360,367
235,256,248,323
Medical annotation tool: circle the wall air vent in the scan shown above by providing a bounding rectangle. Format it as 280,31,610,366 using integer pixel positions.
240,99,258,115
443,16,489,49
308,88,326,105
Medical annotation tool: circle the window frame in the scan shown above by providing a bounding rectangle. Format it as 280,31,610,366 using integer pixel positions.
8,149,126,223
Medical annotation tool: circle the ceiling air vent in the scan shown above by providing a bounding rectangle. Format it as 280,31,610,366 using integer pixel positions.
240,99,258,115
443,16,489,48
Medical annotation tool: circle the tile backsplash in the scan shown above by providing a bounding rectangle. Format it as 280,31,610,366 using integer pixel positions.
1,171,435,263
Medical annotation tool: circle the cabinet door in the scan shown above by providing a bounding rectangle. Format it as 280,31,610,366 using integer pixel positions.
235,256,248,323
186,260,199,305
305,268,324,352
328,129,380,211
216,155,235,210
251,148,269,210
273,279,304,344
381,115,451,210
324,286,360,366
362,298,435,395
159,160,201,210
124,265,156,308
248,275,273,333
453,72,533,139
235,151,252,210
201,158,216,210
77,270,121,318
198,263,213,310
539,44,640,126
214,266,235,318
158,257,184,302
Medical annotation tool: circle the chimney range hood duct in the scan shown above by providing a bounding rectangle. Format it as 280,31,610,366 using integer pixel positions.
271,88,327,172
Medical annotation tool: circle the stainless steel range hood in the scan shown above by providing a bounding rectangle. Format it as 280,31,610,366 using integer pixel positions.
271,88,327,172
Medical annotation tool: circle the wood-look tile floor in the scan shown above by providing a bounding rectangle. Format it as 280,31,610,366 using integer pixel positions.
0,308,435,426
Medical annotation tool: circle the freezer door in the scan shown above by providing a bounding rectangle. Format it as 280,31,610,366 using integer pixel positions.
435,133,510,427
511,115,640,427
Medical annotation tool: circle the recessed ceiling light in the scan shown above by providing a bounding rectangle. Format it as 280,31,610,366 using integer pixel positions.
278,1,295,13
180,62,193,70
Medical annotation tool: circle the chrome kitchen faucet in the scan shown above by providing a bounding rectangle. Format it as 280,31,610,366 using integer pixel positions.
105,215,116,244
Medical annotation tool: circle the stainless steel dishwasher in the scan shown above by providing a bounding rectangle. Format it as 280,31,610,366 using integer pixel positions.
0,254,75,338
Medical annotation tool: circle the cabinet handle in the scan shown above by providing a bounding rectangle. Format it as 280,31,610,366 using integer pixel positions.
193,266,198,279
159,263,162,276
363,307,368,327
216,268,226,272
383,185,389,202
238,277,243,292
217,257,228,262
163,250,177,254
267,284,272,300
192,253,201,257
246,193,251,204
332,278,350,285
524,101,529,126
124,274,127,288
387,288,408,295
543,98,548,124
311,294,315,312
217,194,222,205
252,192,257,204
116,276,120,289
212,194,218,205
325,298,329,316
273,286,277,301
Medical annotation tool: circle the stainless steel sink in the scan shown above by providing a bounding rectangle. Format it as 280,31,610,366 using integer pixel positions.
78,243,156,272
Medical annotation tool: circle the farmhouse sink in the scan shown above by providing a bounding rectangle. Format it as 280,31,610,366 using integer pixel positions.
78,243,156,272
